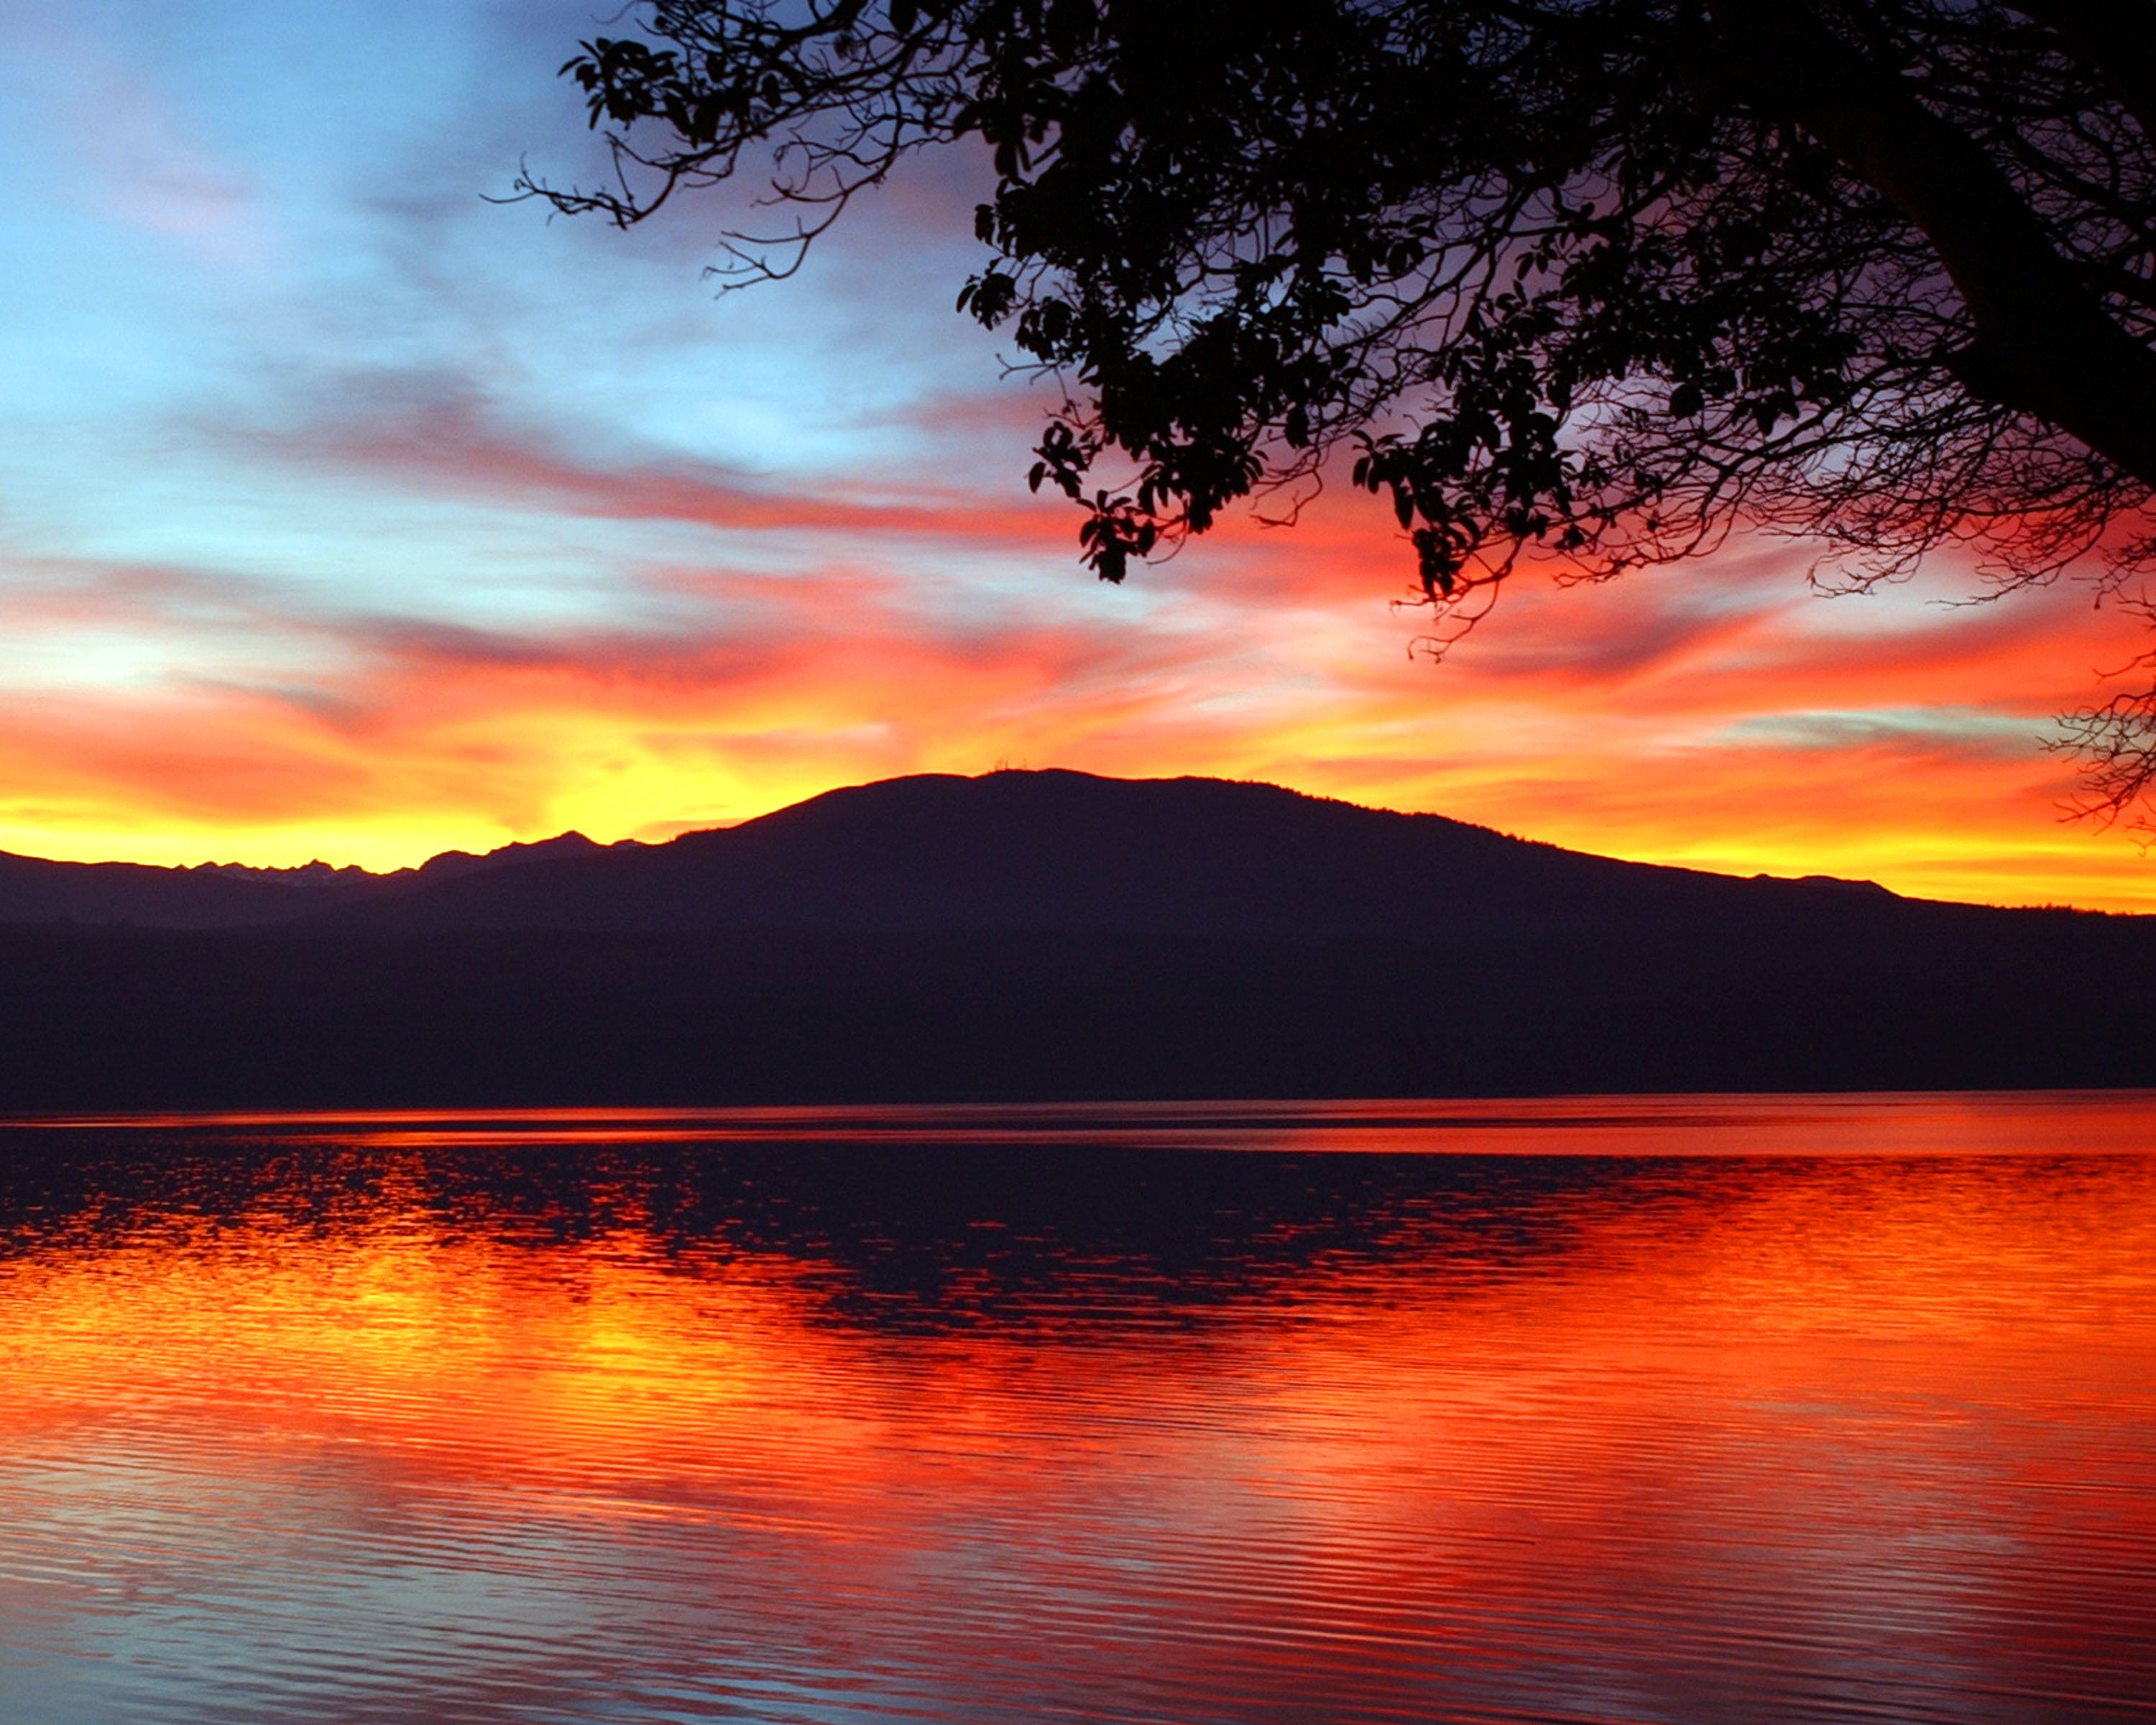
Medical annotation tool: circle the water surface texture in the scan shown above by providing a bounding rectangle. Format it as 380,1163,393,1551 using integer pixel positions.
2,1094,2152,1724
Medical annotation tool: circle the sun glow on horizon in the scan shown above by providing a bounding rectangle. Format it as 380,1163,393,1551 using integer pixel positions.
1,536,2147,911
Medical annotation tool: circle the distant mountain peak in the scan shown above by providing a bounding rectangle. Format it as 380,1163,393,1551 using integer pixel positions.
311,768,1948,938
195,860,377,884
410,829,614,883
0,771,2004,935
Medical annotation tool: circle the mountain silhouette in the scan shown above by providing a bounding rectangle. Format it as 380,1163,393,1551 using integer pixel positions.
0,850,372,928
0,770,1930,937
0,771,2146,1109
329,768,1938,936
0,829,612,929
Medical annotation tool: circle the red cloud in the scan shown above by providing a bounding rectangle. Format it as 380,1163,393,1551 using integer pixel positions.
3,449,2152,909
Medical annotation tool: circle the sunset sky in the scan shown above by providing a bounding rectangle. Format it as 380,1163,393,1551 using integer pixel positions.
4,0,2154,910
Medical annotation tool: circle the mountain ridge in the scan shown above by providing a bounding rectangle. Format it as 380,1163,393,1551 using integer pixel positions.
0,763,2130,936
0,769,2124,939
0,828,635,929
328,768,1929,939
0,770,2147,1106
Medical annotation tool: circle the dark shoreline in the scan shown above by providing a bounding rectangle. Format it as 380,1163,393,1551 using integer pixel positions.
5,919,2149,1110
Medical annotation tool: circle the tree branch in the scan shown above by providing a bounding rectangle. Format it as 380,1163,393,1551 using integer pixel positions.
1705,1,2156,489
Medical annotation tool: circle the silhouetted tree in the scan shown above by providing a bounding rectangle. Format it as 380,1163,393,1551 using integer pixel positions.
522,1,2156,819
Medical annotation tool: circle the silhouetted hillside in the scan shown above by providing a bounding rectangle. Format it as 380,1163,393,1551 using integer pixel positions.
0,770,2017,939
0,771,2147,1108
0,850,370,928
321,770,1931,939
0,919,2148,1110
0,830,611,929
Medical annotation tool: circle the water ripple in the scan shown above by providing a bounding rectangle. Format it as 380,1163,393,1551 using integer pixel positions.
1,1095,2152,1723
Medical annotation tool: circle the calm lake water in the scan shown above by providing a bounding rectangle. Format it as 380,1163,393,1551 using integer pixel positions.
1,1093,2152,1724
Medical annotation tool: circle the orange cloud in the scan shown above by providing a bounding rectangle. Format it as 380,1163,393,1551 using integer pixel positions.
1,436,2152,911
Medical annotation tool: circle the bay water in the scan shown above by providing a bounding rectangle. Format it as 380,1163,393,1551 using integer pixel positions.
1,1093,2152,1723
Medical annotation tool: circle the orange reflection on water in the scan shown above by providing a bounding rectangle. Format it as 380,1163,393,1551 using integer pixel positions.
23,1088,2156,1152
1,1108,2152,1724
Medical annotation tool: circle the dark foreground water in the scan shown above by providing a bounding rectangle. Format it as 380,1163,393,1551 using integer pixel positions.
1,1093,2152,1725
